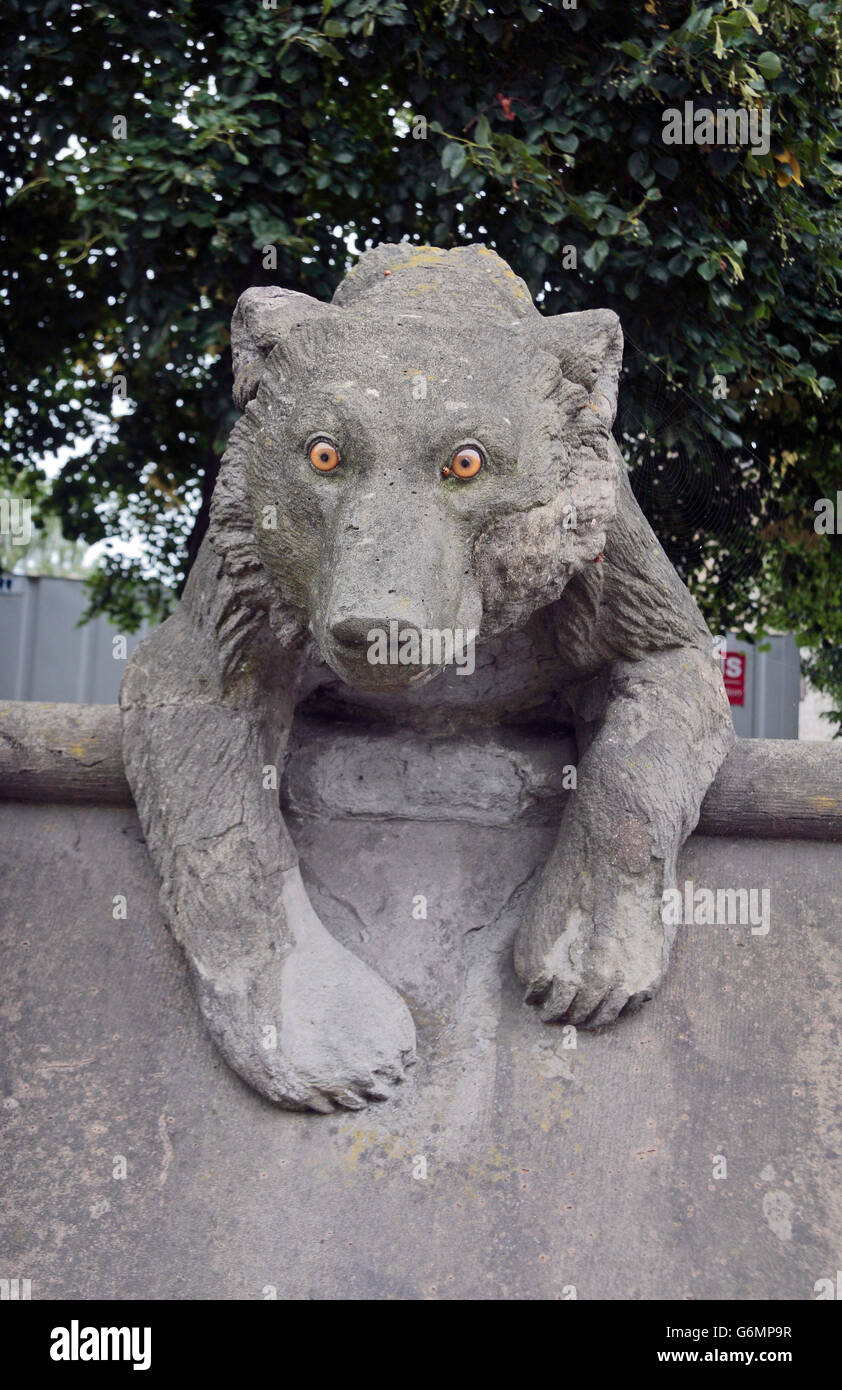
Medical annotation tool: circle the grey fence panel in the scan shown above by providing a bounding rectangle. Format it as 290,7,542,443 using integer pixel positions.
725,632,801,739
0,575,149,704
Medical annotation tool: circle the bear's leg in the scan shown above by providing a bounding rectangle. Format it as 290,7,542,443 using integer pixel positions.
514,644,734,1027
120,602,415,1111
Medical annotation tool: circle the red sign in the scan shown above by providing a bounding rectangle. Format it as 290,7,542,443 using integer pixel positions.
723,651,746,706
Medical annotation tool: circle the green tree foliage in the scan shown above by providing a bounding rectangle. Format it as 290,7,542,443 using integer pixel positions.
2,0,841,722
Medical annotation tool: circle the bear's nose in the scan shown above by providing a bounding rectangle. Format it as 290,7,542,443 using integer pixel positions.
330,617,421,651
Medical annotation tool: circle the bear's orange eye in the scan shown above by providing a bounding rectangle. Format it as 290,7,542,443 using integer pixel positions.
309,439,340,472
450,445,483,480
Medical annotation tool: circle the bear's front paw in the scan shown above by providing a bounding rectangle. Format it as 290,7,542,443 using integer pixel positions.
193,869,416,1112
198,934,417,1112
514,865,674,1029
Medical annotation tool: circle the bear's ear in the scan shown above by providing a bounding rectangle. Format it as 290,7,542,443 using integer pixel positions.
535,308,623,429
230,286,335,410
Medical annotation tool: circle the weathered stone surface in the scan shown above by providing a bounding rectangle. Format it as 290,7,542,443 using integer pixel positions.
1,798,839,1299
283,719,578,826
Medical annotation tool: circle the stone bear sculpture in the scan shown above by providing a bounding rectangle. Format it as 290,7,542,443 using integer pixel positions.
121,243,734,1112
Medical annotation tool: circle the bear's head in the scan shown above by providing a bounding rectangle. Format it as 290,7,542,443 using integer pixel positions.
213,245,622,691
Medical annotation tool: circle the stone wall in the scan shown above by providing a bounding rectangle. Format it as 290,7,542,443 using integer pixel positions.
1,726,839,1299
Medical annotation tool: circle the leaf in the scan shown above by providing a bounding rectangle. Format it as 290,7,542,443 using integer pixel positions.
441,142,467,178
475,115,492,147
627,150,649,183
685,5,712,32
756,51,782,81
654,156,679,180
582,240,609,271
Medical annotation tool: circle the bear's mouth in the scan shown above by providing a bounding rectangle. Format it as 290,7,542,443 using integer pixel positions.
325,646,441,692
